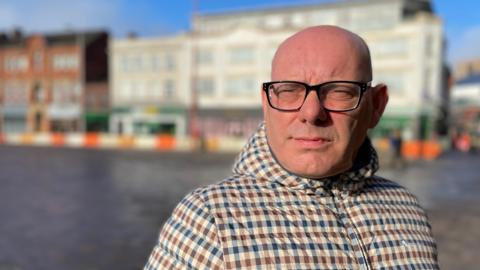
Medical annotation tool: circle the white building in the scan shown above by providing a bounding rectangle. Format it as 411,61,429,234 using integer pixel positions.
110,0,446,140
109,34,190,137
451,74,480,132
191,0,445,140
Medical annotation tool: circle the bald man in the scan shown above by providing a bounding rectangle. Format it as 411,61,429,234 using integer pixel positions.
144,26,439,269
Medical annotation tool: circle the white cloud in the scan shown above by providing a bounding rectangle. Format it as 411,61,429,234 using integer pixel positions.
449,25,480,64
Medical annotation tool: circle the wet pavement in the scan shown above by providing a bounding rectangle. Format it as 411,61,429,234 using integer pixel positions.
0,145,479,269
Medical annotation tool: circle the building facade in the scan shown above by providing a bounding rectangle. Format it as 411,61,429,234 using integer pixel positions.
0,30,109,133
451,74,480,135
190,0,446,140
109,35,190,137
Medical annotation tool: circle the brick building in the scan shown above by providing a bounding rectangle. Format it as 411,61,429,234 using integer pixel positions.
0,29,109,133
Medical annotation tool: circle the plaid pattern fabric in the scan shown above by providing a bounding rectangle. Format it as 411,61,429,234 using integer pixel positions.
145,122,439,269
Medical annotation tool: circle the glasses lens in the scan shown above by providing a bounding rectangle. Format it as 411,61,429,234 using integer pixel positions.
321,82,361,111
268,82,306,110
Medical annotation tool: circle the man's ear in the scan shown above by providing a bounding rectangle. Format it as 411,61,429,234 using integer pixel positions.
368,83,388,128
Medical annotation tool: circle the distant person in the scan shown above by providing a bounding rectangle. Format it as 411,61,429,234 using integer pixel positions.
144,26,439,269
389,128,405,168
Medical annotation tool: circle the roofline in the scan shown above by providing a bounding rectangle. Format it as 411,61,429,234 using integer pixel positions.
194,0,405,19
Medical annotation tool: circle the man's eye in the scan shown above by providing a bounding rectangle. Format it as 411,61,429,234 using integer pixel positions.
328,89,357,99
334,88,354,95
275,84,302,93
275,88,296,95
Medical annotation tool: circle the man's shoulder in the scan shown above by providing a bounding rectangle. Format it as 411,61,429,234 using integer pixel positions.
182,174,266,208
365,175,407,189
362,175,421,205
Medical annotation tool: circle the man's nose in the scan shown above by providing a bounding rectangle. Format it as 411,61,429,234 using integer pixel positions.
298,91,328,123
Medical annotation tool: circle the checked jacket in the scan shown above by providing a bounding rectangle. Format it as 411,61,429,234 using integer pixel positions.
144,123,439,269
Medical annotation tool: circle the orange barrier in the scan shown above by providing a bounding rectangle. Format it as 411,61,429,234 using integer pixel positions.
51,133,65,146
118,136,135,149
206,138,219,151
11,133,449,156
84,133,99,148
422,141,442,160
20,134,34,144
155,135,175,150
402,140,422,159
0,132,194,151
402,140,442,160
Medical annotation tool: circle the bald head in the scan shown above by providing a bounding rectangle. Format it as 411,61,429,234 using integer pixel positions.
271,25,372,82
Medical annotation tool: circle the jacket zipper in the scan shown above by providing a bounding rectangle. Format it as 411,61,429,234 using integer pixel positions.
332,189,371,270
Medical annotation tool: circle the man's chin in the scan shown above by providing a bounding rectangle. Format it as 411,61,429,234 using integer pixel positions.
297,168,338,179
285,159,336,179
288,154,353,179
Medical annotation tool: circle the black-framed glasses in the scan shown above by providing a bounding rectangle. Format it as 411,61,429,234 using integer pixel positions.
262,80,371,112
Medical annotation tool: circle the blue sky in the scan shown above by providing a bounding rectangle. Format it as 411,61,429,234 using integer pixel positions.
0,0,478,65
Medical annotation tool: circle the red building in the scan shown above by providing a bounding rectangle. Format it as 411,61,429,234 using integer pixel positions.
0,29,109,133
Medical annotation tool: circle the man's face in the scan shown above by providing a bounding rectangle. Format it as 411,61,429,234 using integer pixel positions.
263,27,386,178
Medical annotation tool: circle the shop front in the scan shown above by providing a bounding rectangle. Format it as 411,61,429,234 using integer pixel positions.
110,106,187,137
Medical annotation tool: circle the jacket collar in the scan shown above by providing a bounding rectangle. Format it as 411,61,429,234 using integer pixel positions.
232,122,379,195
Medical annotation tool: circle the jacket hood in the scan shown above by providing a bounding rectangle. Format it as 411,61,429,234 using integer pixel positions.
232,122,379,195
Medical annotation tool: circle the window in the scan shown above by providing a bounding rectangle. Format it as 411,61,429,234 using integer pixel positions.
309,10,336,25
151,53,176,71
3,116,26,133
121,54,142,72
370,38,408,57
289,13,305,27
4,56,29,72
164,53,176,71
225,77,256,97
151,55,162,71
196,78,215,97
52,81,81,103
350,5,397,31
229,47,254,64
163,80,175,99
121,56,129,72
196,48,214,65
264,15,284,29
4,82,29,105
52,54,79,70
132,55,143,71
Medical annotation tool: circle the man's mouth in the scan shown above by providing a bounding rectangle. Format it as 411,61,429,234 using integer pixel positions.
292,137,332,148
